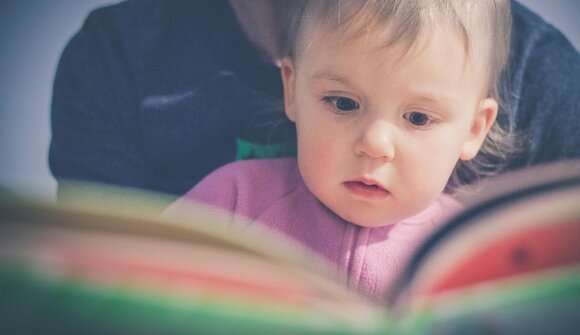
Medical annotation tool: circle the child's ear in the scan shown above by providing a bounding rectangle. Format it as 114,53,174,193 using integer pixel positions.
459,98,498,160
279,57,297,122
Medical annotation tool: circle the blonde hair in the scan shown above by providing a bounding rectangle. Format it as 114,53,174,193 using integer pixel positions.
281,0,516,190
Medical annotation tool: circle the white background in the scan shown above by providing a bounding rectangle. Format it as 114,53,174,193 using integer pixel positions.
1,0,579,200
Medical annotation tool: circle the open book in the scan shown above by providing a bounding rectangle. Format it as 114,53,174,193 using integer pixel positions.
1,161,579,335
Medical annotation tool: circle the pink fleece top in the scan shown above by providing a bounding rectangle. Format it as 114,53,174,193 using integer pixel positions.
165,158,461,299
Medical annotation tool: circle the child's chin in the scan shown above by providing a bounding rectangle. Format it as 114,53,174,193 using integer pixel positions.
349,216,399,228
333,206,401,228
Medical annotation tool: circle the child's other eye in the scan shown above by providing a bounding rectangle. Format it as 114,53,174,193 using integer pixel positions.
403,111,435,127
323,96,360,113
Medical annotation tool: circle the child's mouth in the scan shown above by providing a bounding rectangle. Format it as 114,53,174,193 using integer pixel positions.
343,180,390,200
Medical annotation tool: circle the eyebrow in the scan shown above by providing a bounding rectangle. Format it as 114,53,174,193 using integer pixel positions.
410,92,457,110
310,70,352,86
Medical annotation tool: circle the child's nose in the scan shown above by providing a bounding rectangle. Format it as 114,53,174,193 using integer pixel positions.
353,120,395,161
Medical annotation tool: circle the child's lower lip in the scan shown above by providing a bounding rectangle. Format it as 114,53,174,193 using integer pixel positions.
343,181,390,200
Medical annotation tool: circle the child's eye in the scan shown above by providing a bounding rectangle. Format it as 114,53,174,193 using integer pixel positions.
323,96,360,113
403,111,435,127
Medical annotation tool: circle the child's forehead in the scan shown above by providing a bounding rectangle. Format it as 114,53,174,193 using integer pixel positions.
298,22,489,101
299,19,469,67
296,4,470,63
290,1,501,96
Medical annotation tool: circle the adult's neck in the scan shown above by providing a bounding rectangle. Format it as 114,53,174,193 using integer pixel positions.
229,0,284,64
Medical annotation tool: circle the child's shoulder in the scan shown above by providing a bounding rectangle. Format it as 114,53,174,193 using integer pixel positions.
217,157,298,170
215,158,299,180
191,158,302,202
172,158,304,219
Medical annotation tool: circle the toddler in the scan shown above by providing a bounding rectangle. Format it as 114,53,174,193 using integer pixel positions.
165,0,513,299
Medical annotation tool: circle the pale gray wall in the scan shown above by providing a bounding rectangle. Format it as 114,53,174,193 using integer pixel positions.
0,0,578,200
0,0,117,199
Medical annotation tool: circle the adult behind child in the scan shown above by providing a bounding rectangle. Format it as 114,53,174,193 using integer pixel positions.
49,0,580,199
165,0,514,299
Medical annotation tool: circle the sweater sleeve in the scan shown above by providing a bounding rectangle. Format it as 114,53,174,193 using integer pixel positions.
162,162,241,221
162,158,301,223
49,6,148,196
505,2,580,170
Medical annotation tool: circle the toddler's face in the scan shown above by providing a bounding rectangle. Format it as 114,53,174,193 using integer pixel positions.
281,25,497,227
